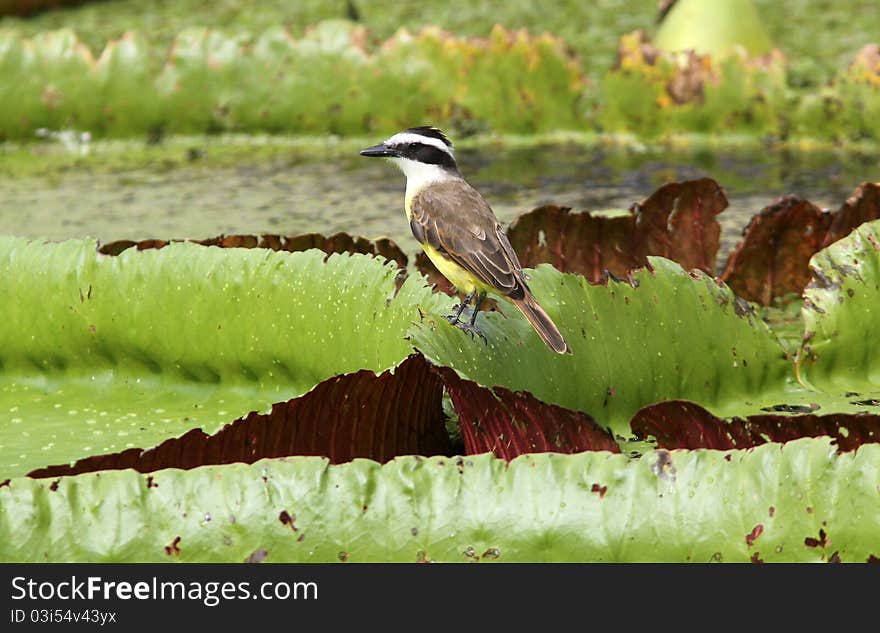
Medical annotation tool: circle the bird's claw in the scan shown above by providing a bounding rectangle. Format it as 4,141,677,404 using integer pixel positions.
451,319,487,344
443,312,461,325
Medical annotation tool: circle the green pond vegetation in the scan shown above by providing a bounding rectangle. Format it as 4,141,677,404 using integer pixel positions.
1,2,879,142
2,0,875,85
1,0,879,562
1,220,880,561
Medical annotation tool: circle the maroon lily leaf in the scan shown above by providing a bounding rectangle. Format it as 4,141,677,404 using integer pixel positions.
721,183,880,305
504,204,644,283
98,231,408,270
437,367,621,460
505,178,726,283
720,196,828,305
824,182,880,246
28,355,450,478
631,399,880,452
631,177,726,272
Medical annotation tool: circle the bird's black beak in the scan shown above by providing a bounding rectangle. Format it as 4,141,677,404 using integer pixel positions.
359,143,398,158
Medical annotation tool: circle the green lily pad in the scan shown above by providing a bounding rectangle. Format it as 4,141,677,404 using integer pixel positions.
799,219,880,392
0,237,443,478
413,258,792,436
2,439,878,561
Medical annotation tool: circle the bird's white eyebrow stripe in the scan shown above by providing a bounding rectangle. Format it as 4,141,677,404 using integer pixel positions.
385,132,453,155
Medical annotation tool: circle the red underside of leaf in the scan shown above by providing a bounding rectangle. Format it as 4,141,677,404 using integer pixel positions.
632,177,725,273
437,367,621,459
505,204,644,283
28,354,450,478
98,231,409,270
631,399,880,452
504,178,725,283
721,183,880,305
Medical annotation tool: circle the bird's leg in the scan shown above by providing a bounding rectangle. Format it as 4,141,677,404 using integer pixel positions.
453,292,488,343
468,292,486,327
445,290,475,325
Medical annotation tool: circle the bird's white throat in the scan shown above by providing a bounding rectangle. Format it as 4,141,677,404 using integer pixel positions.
391,157,457,209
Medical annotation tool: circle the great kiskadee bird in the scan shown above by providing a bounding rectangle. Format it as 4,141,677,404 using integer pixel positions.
360,126,571,354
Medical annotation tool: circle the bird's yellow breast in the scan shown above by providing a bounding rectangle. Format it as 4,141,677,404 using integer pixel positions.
423,243,492,295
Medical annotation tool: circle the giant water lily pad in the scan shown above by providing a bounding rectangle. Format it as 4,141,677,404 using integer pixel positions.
1,439,878,562
3,216,880,562
412,258,792,436
799,220,880,392
26,355,451,478
0,237,445,478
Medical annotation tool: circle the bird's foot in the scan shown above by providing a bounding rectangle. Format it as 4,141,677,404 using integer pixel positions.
451,319,487,344
443,305,467,326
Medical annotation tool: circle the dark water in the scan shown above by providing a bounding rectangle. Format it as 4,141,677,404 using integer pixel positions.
2,142,877,263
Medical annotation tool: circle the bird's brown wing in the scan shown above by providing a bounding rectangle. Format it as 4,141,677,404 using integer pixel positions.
410,180,526,298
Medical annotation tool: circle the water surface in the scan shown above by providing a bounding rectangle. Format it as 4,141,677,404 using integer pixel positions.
2,142,877,264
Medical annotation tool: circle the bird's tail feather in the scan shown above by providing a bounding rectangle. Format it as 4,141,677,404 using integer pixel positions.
511,292,571,355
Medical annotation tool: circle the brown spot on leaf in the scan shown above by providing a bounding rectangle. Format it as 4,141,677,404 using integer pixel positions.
146,476,158,489
746,524,764,547
591,483,608,498
805,529,829,548
244,548,268,563
750,552,764,564
769,506,775,518
48,480,59,491
279,510,298,531
828,551,842,563
337,551,349,562
164,536,181,556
